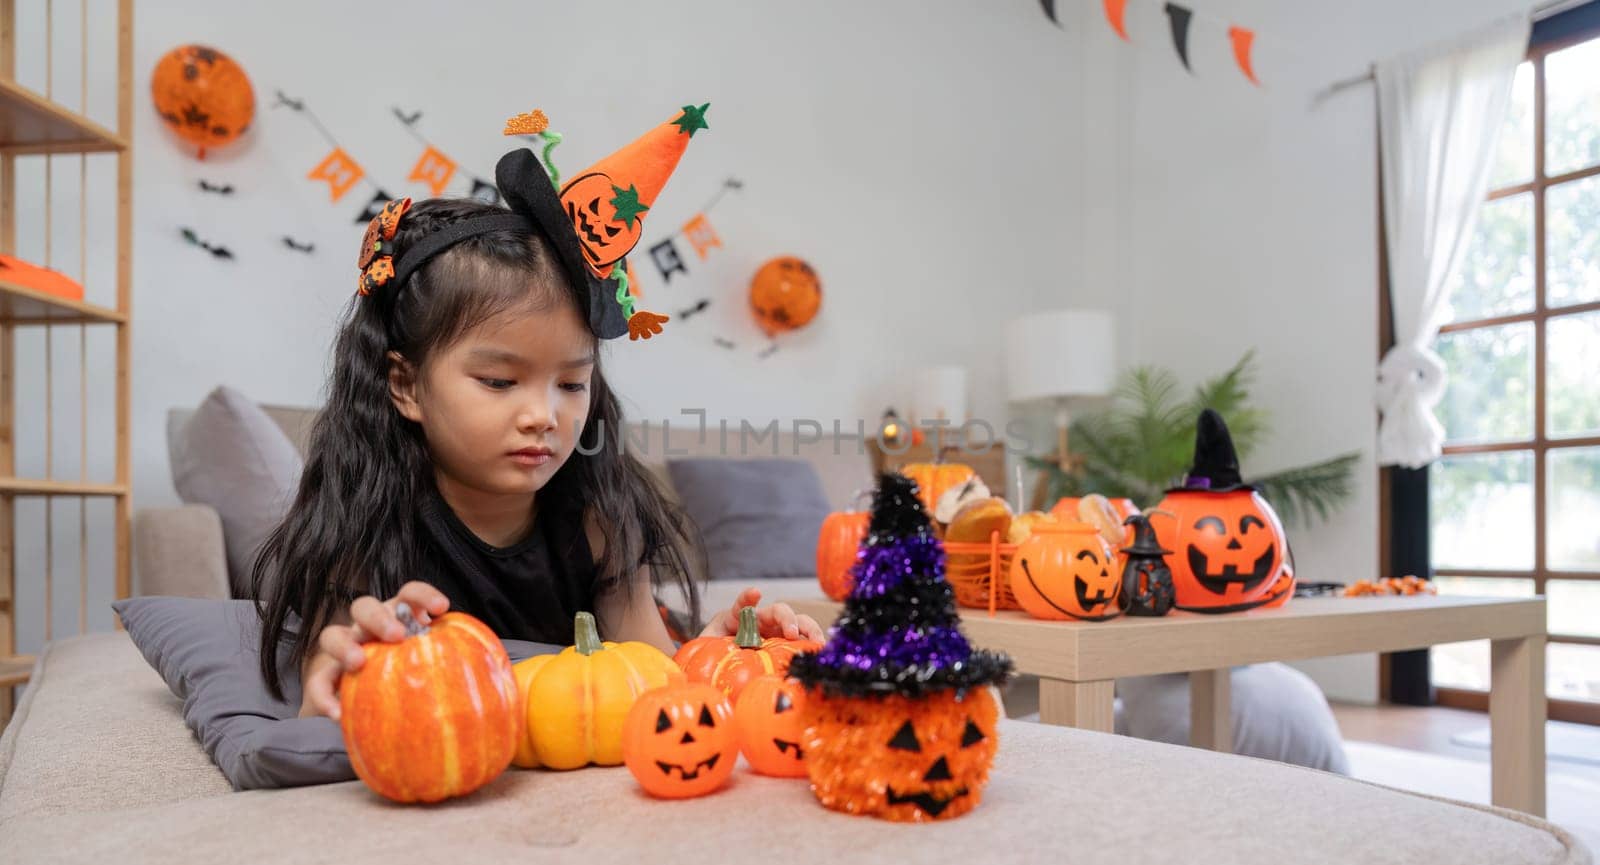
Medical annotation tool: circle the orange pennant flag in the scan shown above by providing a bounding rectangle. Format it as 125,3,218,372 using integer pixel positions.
408,145,458,197
682,213,722,261
1103,0,1130,40
307,148,364,203
1229,26,1260,85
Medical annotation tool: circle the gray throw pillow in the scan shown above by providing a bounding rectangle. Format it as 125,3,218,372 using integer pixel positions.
666,458,830,582
114,596,559,790
1116,663,1351,774
169,386,304,599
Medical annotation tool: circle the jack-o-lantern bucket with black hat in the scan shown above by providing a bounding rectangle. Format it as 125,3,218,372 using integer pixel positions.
788,472,1013,823
1154,409,1294,613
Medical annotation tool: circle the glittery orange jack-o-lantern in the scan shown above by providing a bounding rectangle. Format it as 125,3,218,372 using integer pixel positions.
559,172,647,275
749,256,822,336
734,676,809,778
1155,489,1287,613
1008,522,1121,621
622,679,737,799
801,688,999,822
149,45,255,159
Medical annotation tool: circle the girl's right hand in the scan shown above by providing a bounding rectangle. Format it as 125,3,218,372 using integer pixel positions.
298,581,450,721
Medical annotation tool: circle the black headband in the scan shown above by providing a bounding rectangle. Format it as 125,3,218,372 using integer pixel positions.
389,213,533,290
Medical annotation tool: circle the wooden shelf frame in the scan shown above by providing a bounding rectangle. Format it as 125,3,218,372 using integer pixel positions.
0,75,127,154
0,276,125,324
0,0,134,728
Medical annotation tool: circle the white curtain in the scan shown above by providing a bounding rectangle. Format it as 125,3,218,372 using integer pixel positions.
1375,14,1530,469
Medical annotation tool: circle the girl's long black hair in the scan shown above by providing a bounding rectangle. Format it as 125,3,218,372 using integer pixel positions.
252,198,703,701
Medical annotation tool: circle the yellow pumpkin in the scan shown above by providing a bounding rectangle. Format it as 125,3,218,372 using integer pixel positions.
511,611,680,770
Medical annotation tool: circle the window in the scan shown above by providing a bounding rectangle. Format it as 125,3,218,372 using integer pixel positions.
1428,8,1600,722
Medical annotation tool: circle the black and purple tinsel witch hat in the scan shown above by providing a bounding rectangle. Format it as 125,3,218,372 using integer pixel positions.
788,473,1013,698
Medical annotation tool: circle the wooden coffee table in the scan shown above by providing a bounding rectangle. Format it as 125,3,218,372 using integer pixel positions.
789,594,1549,817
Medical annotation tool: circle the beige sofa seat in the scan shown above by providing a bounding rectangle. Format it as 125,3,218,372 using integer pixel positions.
0,633,1588,864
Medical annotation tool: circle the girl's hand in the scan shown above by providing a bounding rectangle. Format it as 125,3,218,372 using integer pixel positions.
298,581,450,721
699,587,825,642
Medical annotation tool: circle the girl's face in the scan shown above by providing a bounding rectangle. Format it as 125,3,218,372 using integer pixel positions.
390,298,596,501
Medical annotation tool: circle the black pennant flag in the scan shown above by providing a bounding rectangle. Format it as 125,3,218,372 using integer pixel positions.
1038,0,1062,27
469,178,501,206
355,189,393,224
649,239,688,283
1164,3,1194,72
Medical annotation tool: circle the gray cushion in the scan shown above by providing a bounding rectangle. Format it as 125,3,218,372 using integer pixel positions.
169,386,304,599
1116,663,1351,774
666,458,829,581
113,596,558,790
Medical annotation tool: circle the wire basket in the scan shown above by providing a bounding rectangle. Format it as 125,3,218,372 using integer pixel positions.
943,530,1021,615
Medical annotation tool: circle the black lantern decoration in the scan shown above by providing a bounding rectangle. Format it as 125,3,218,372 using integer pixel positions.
1119,513,1175,617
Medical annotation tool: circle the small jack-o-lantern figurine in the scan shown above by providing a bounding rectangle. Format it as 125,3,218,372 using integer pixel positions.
789,473,1013,822
1119,513,1176,617
1155,409,1289,614
1008,522,1121,621
622,677,737,799
734,676,809,778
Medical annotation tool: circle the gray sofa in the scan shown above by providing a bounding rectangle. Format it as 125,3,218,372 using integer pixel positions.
136,398,1351,770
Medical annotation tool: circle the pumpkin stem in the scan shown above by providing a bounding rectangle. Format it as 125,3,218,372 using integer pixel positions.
574,611,605,656
735,606,762,649
394,602,428,638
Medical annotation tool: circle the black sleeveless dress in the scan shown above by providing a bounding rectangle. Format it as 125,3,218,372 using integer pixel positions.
416,485,597,645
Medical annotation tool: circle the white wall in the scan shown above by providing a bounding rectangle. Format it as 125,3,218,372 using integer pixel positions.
1049,0,1536,702
9,1,1084,648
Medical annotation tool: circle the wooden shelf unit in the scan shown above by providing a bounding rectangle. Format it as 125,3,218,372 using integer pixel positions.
0,0,134,727
0,76,127,155
0,277,126,324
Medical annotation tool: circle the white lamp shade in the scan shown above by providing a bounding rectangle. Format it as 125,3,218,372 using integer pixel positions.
912,366,968,424
1006,309,1116,402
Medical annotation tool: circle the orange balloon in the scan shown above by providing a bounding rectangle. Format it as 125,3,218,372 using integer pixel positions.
749,256,822,337
150,45,255,159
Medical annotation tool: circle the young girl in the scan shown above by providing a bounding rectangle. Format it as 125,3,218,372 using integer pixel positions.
251,109,822,718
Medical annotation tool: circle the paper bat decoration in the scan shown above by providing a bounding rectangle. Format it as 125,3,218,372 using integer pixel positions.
198,180,235,195
180,227,234,260
282,236,315,254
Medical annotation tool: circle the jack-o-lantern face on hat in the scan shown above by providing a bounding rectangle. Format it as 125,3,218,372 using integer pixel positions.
561,172,647,275
1008,522,1121,621
1156,489,1287,613
802,688,1000,822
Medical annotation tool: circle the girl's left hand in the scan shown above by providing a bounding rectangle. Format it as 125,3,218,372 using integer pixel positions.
700,587,825,642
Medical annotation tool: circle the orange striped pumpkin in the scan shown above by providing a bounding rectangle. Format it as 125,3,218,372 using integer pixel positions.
338,606,519,803
898,462,976,517
816,508,869,600
511,611,680,770
673,607,821,703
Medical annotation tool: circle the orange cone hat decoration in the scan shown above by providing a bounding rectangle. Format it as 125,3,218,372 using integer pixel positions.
556,104,707,339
